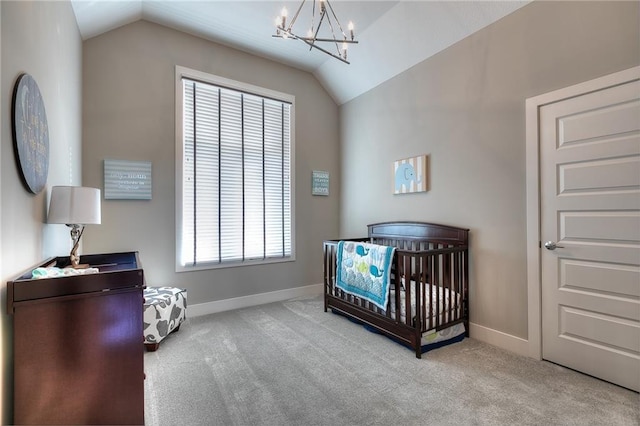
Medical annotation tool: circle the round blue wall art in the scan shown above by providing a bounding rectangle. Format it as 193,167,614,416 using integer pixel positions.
12,73,49,194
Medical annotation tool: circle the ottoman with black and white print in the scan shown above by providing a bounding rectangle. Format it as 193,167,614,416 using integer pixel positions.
143,287,187,351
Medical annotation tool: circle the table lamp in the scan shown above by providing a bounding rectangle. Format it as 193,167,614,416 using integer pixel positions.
48,186,101,268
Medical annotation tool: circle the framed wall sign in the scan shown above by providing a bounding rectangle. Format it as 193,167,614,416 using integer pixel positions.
312,170,330,196
12,74,49,194
104,159,152,200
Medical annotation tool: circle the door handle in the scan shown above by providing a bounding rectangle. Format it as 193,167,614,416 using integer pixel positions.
544,241,564,250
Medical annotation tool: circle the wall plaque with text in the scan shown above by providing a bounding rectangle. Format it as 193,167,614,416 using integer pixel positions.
104,159,152,200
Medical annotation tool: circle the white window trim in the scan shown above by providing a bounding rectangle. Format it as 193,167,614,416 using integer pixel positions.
174,65,296,272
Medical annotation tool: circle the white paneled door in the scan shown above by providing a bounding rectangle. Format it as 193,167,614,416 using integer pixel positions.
539,72,640,392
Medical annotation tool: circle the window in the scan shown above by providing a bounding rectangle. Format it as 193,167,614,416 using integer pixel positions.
176,67,294,270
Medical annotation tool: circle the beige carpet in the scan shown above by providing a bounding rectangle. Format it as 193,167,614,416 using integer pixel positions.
144,295,639,425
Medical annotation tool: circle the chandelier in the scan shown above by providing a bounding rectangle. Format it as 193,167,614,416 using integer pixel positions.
273,0,358,64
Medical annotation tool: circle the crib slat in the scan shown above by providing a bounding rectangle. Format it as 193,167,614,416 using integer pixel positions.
394,255,401,321
444,249,450,324
435,249,440,329
428,254,434,331
415,255,421,331
453,253,457,320
420,255,427,333
404,254,411,327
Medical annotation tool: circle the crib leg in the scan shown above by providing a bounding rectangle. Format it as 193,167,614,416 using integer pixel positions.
415,336,422,358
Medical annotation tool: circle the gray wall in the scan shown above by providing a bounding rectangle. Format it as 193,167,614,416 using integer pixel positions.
0,1,82,422
82,21,340,305
339,1,640,339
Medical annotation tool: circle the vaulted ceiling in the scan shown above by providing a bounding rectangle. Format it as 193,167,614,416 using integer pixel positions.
71,1,531,105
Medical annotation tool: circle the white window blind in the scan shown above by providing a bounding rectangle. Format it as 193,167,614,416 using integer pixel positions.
180,77,292,267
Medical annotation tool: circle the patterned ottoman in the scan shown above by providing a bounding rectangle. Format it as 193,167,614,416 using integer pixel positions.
143,287,187,351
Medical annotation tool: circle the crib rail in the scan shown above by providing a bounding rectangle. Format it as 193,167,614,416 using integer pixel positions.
323,232,469,358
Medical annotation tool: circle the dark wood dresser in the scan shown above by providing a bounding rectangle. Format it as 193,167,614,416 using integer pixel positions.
7,252,145,425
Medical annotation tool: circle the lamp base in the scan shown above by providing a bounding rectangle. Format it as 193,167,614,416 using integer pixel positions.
68,224,84,268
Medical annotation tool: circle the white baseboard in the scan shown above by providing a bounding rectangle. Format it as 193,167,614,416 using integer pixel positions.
469,322,530,358
188,283,323,318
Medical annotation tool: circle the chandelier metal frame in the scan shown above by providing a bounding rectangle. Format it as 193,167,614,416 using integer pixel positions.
273,0,358,64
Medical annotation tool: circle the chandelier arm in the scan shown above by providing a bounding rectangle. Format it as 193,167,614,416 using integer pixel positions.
272,35,357,44
288,0,307,31
325,0,348,39
311,0,316,35
310,9,327,50
321,9,343,57
300,38,358,43
284,30,349,64
302,37,350,64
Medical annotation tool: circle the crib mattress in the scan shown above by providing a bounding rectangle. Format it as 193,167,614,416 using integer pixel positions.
388,280,461,325
388,283,465,350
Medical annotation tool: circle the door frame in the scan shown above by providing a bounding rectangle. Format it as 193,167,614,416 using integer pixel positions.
525,66,640,360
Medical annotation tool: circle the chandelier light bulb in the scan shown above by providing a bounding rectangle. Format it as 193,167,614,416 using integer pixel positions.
348,21,355,40
281,7,288,17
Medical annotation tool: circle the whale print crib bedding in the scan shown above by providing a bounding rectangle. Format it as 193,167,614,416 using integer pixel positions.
324,221,469,358
336,241,395,310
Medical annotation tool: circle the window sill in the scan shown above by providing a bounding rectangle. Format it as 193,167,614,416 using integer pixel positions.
176,255,295,273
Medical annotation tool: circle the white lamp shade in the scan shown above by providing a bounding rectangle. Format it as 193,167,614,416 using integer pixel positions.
48,186,101,225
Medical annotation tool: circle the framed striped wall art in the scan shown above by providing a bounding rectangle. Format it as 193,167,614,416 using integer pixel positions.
393,154,428,194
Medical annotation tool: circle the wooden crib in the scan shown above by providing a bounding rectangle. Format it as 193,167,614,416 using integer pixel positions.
323,221,469,358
